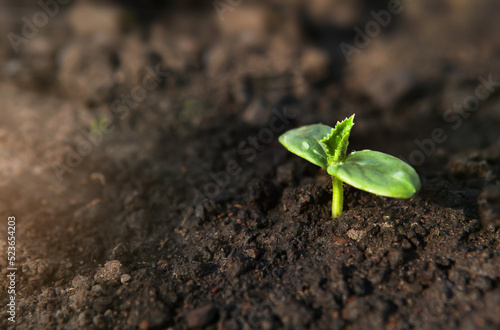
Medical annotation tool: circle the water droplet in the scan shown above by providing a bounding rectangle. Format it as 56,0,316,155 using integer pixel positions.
302,141,310,150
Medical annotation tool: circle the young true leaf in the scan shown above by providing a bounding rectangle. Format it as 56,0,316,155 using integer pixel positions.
320,114,355,163
279,115,421,218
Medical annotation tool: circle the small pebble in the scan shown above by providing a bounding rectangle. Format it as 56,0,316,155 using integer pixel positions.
185,304,218,329
121,274,132,284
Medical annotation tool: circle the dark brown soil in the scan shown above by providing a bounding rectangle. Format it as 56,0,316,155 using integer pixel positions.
1,0,500,329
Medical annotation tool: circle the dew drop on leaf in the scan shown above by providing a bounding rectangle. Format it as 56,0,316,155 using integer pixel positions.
302,141,311,150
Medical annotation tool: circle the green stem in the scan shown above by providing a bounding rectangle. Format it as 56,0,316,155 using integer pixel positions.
331,176,343,218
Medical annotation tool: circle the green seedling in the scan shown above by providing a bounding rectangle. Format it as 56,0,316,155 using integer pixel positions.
279,115,420,218
90,114,109,133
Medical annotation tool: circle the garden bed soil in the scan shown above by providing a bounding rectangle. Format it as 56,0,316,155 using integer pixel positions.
1,0,500,329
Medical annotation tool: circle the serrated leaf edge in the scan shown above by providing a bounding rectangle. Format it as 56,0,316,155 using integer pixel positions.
319,114,355,164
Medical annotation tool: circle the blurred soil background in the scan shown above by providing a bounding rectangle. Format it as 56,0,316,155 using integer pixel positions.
1,0,500,329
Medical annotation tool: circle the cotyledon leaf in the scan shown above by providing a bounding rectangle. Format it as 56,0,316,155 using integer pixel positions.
327,150,421,198
278,124,333,169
